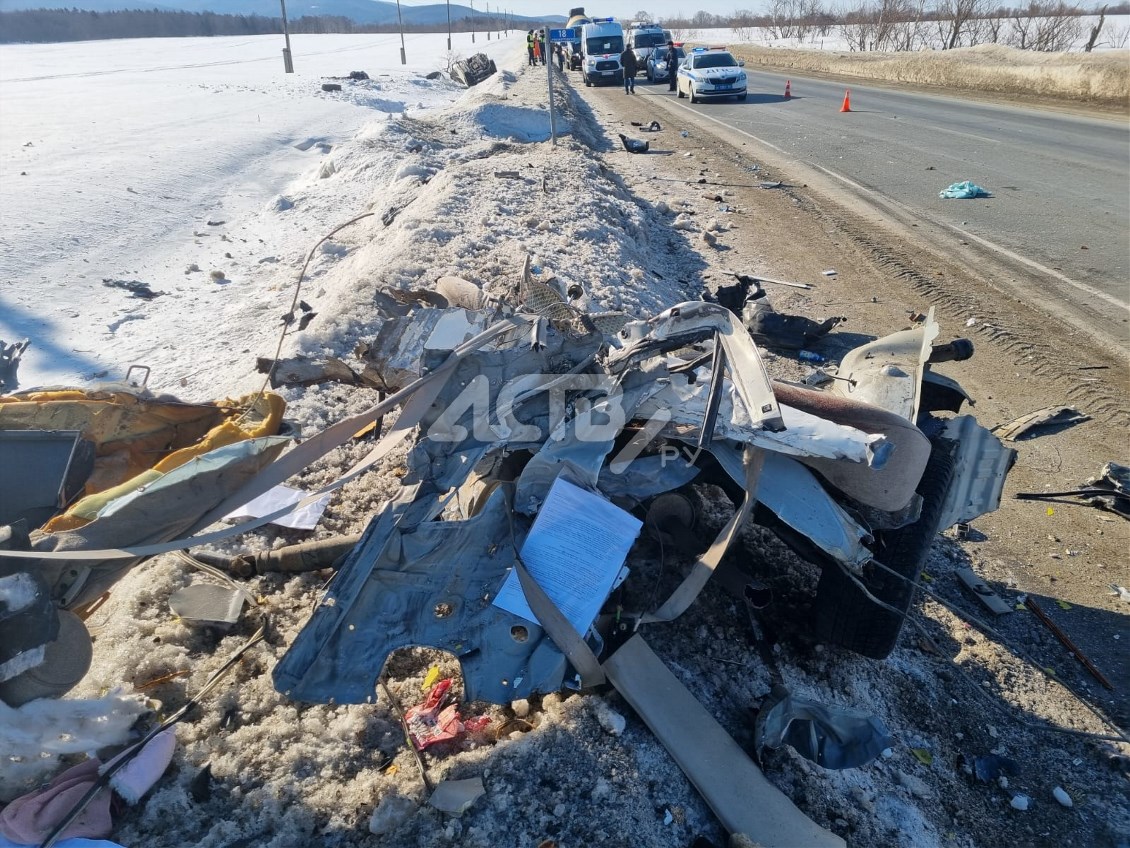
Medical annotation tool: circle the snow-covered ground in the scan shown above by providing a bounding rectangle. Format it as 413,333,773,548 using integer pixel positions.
0,32,521,393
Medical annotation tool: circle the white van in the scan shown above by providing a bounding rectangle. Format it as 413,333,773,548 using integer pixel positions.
628,25,671,77
580,18,625,87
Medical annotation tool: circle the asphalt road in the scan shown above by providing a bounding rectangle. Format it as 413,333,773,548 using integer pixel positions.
631,70,1130,345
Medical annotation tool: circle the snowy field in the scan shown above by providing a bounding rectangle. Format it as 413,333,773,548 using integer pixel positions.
0,32,522,393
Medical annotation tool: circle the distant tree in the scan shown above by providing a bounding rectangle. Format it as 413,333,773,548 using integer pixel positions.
1083,2,1106,49
933,0,988,47
634,9,653,24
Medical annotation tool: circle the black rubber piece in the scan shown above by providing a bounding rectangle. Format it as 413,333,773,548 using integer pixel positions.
811,436,958,659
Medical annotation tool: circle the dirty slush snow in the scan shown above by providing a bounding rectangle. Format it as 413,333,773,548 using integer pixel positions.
4,36,1127,848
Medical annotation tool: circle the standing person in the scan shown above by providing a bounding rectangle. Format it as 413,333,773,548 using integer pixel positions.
526,30,536,66
556,43,565,72
538,30,547,64
665,40,679,92
532,34,542,65
620,45,637,93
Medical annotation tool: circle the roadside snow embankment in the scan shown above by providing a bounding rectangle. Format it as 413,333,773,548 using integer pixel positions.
727,42,1130,107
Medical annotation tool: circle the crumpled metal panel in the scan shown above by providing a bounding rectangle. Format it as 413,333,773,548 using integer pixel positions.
936,415,1017,530
273,489,567,705
597,456,701,504
707,443,873,569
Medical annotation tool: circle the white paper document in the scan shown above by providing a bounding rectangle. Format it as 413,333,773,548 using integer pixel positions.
223,484,331,531
493,477,643,636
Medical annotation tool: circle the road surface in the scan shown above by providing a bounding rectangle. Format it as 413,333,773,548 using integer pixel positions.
631,70,1130,347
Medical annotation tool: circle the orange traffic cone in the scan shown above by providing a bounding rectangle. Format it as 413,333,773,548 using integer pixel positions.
784,80,791,99
840,89,852,112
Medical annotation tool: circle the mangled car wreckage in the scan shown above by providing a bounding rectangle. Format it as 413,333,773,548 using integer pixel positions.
0,265,1015,843
266,274,1015,708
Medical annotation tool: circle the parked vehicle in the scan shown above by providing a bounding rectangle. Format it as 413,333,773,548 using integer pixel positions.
646,43,683,83
580,17,624,87
564,7,590,70
676,46,748,103
628,24,671,77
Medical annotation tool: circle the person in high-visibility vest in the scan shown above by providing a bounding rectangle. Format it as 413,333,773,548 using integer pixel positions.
526,30,536,66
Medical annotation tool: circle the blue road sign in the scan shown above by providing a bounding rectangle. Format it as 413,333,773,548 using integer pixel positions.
548,27,577,40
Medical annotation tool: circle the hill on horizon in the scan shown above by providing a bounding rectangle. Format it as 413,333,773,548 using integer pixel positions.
0,0,566,25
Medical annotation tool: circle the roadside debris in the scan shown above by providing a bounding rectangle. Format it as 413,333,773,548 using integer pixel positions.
404,679,491,750
619,133,650,154
939,181,991,199
971,753,1018,784
0,339,29,392
605,636,846,848
428,777,486,815
955,566,1011,616
101,279,162,299
450,53,497,88
706,276,843,350
1014,462,1129,519
1025,596,1113,690
994,406,1090,441
755,684,893,770
1052,786,1074,808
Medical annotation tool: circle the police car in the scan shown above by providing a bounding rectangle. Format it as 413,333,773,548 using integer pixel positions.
676,46,747,103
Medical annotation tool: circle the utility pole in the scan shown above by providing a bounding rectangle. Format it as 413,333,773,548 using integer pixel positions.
395,0,406,64
487,2,491,39
279,0,294,72
470,0,476,43
446,0,451,51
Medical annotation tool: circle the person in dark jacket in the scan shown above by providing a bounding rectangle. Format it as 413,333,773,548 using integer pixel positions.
538,30,547,64
556,42,565,72
526,31,536,66
620,46,637,93
665,40,679,91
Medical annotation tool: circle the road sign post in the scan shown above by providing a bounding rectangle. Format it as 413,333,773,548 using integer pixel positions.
546,28,576,147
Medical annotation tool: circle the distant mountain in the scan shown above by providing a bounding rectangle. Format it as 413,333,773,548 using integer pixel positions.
0,0,565,25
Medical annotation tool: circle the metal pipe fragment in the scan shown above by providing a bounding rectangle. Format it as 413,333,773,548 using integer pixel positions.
226,535,362,577
1025,596,1113,691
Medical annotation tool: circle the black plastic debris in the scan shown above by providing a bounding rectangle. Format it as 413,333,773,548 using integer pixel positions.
973,754,1018,784
1014,462,1129,519
706,277,842,351
0,339,30,392
619,133,650,154
102,278,162,299
755,684,893,769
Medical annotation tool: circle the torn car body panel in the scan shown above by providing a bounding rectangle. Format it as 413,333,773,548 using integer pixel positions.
273,488,568,705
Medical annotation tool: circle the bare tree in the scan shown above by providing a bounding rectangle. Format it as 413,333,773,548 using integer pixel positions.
768,0,790,37
934,0,987,48
839,2,872,50
731,8,756,40
634,10,654,24
1031,3,1082,51
1084,3,1106,50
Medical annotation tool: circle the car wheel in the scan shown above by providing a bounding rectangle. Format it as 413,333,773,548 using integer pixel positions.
584,74,591,87
677,84,684,98
738,93,747,102
811,435,958,659
689,86,698,104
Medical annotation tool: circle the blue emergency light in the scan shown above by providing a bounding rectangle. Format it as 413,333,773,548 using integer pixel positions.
591,17,614,22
